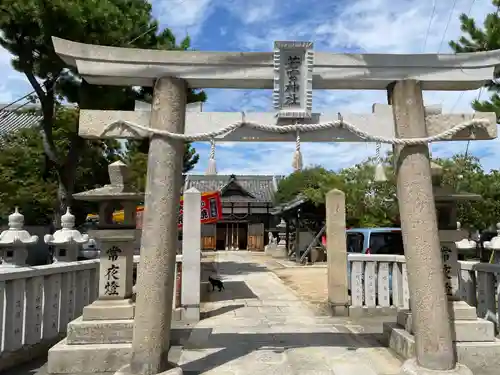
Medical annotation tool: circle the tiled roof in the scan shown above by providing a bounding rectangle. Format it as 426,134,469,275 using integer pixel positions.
185,174,285,203
0,109,42,136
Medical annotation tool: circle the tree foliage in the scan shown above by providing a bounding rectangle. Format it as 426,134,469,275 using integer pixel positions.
275,153,500,231
0,0,204,224
273,166,343,205
449,1,500,119
125,137,201,192
0,107,120,225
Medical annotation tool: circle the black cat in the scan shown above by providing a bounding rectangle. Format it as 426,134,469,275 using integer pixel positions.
208,276,225,292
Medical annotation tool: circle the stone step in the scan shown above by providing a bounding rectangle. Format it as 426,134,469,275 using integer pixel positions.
397,311,495,342
46,340,183,374
66,317,194,345
453,319,496,342
384,322,500,375
47,339,131,374
450,301,478,321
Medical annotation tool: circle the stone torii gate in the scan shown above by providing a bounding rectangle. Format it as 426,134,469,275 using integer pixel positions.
51,37,499,375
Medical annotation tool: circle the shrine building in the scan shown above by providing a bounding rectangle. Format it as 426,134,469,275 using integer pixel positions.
183,173,284,251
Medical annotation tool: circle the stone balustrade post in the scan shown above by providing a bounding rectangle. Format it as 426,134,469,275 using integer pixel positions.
44,207,90,262
0,207,38,267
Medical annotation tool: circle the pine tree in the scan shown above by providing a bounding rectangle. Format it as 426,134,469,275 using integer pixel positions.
449,2,500,118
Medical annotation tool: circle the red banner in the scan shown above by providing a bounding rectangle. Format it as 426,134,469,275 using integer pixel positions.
135,191,223,229
177,191,223,228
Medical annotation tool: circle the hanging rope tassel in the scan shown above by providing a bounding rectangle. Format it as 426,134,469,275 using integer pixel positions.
292,129,303,171
374,142,388,182
206,138,217,175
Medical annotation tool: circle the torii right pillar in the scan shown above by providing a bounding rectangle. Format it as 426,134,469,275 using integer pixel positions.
389,80,472,375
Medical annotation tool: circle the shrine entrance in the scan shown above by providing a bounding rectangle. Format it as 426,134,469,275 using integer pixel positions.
216,221,248,250
52,36,499,375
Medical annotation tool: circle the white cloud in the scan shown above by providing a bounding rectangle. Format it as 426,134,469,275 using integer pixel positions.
207,0,500,174
224,0,277,25
151,0,215,38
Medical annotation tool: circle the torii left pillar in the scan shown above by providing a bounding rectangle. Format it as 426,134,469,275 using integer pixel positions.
130,76,186,375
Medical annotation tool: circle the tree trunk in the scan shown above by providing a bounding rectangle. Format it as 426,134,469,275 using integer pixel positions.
53,136,85,228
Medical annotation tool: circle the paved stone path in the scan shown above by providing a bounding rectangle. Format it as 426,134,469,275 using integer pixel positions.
5,251,402,375
180,251,402,375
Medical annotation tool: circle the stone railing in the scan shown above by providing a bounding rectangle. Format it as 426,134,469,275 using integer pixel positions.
0,255,183,371
459,260,500,329
347,254,500,329
348,254,409,317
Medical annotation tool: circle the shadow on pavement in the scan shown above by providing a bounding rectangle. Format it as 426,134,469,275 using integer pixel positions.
179,331,392,373
2,356,47,375
210,260,269,276
200,303,246,319
202,281,258,302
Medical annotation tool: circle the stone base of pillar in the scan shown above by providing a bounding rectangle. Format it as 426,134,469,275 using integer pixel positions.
83,299,135,320
114,364,183,375
400,358,472,375
264,244,276,255
271,245,287,259
41,316,191,375
383,303,500,374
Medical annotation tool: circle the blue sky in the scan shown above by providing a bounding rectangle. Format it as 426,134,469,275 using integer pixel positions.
1,0,499,175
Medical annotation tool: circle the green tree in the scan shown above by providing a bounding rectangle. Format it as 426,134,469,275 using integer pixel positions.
449,1,500,119
274,166,343,205
339,155,398,227
0,107,120,225
125,137,201,192
274,155,399,227
434,154,500,230
0,0,205,224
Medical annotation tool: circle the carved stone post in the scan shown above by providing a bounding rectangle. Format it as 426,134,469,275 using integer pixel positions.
130,76,187,375
325,189,349,316
181,187,201,322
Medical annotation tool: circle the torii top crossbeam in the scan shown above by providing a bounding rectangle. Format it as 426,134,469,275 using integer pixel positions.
52,37,500,91
51,37,498,143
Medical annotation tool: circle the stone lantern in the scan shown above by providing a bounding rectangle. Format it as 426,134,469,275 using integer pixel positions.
272,218,288,259
72,160,142,321
44,207,90,262
0,207,38,267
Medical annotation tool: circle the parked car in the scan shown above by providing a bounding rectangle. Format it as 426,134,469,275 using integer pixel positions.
77,222,100,260
346,227,404,255
346,227,404,298
79,238,100,260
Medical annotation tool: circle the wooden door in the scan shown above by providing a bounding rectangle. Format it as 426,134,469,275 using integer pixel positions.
247,223,264,251
201,224,216,250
